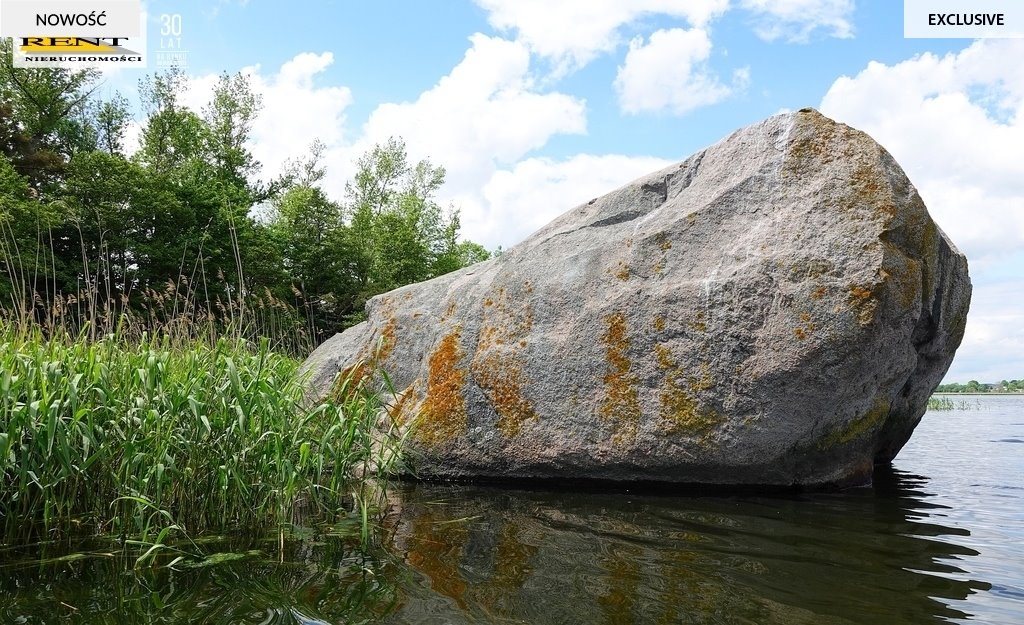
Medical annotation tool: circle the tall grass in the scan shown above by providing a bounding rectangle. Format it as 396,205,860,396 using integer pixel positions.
0,204,409,547
0,322,406,543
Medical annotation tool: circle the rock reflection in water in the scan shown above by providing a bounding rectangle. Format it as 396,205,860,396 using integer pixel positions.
386,469,989,624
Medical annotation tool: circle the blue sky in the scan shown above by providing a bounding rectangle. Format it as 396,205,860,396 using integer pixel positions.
106,1,1022,382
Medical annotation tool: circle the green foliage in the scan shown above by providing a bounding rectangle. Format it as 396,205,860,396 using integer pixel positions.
270,137,491,336
1,55,489,353
0,322,406,542
91,93,132,155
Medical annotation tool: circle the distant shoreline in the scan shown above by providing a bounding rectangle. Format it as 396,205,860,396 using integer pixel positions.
932,392,1024,396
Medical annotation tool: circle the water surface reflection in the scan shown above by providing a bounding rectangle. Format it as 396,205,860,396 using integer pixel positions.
0,470,996,624
386,469,990,624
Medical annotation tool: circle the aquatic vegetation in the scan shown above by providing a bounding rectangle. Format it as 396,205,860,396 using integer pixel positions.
0,322,406,543
927,396,980,411
928,396,956,411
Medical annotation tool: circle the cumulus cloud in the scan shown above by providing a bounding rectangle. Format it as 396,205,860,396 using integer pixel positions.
470,153,674,248
244,53,353,186
820,40,1024,263
474,0,729,72
347,33,632,250
359,34,587,194
740,0,855,42
945,279,1024,382
350,34,684,250
820,40,1024,381
614,28,743,115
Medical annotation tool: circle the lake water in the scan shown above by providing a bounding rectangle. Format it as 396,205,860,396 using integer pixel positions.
2,395,1022,624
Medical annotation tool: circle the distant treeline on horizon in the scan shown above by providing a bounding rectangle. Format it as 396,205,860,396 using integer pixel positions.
936,380,1024,393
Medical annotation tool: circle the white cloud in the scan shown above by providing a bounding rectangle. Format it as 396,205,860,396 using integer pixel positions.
354,33,589,244
348,34,678,250
156,40,671,262
245,53,353,184
945,280,1024,382
740,0,854,42
820,39,1024,381
470,153,674,248
122,120,142,156
820,40,1024,263
176,73,219,116
614,28,738,115
474,0,729,72
360,33,585,183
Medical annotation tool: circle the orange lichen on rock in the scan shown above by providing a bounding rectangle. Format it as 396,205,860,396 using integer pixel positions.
819,398,891,449
654,346,722,437
688,311,707,333
417,329,467,445
331,358,371,402
608,260,631,281
332,311,399,400
472,284,538,438
793,311,815,341
850,163,898,224
379,316,398,362
600,312,640,443
850,285,872,299
848,284,878,326
653,315,667,332
783,109,841,177
387,382,420,426
654,343,674,370
473,363,535,438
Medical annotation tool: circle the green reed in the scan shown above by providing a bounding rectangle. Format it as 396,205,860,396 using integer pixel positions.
927,396,956,411
0,322,405,543
927,395,980,411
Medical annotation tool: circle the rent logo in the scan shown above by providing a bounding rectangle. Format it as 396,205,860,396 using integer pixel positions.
15,35,145,67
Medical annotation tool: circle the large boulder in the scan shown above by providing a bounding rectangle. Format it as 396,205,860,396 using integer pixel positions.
301,109,971,488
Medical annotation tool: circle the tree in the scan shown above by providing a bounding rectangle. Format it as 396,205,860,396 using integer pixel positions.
269,138,490,334
0,40,99,191
137,69,208,175
91,94,132,155
203,72,261,189
344,137,485,303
